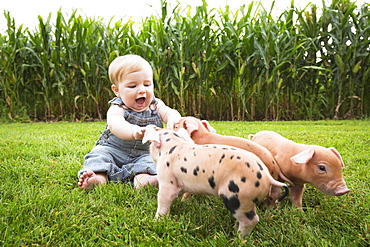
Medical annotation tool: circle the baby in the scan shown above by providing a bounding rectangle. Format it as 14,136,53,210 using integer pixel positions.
78,54,181,189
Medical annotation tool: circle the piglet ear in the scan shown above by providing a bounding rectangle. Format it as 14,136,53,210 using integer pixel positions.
329,147,344,167
201,120,216,133
183,118,199,135
142,126,160,148
290,148,315,165
177,128,195,144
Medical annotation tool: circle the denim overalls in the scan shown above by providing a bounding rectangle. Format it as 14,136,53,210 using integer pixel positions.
78,97,163,184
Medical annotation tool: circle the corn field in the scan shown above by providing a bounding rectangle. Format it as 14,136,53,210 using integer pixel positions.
0,0,369,121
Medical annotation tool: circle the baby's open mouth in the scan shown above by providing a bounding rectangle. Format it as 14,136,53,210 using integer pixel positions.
136,97,146,106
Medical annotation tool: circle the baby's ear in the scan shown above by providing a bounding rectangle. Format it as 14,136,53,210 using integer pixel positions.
111,84,119,96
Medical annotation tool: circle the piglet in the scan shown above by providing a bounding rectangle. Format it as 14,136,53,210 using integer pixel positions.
143,126,289,238
249,130,350,209
175,116,293,205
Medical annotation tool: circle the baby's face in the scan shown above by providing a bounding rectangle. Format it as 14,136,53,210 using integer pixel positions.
114,68,154,112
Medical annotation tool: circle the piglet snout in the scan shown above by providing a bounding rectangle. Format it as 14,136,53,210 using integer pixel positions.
335,186,350,196
325,180,350,196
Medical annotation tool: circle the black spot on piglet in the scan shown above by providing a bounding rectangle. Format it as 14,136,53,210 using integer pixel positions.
219,154,225,163
208,176,216,189
228,180,239,193
193,166,200,176
221,194,240,215
169,145,177,154
255,181,260,187
245,210,256,220
257,162,263,170
181,167,187,173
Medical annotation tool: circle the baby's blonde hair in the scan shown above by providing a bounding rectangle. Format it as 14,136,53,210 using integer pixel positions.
108,54,152,86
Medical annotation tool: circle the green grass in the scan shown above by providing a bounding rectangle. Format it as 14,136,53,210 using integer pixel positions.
0,120,369,246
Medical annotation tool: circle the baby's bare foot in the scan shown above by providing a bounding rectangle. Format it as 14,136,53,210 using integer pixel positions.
134,174,158,189
78,170,107,189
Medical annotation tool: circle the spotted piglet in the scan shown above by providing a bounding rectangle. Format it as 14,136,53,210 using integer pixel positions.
142,126,289,238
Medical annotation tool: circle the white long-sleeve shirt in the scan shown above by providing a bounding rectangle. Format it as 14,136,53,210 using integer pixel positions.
107,98,181,140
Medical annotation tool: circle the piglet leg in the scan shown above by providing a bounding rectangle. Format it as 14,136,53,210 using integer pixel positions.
155,183,182,218
263,186,282,207
235,207,259,238
290,184,305,209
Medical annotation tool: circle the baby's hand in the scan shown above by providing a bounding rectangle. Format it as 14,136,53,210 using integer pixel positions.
133,127,146,140
133,125,160,140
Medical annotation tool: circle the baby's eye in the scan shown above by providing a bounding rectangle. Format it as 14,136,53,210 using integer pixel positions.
128,85,136,88
144,83,152,87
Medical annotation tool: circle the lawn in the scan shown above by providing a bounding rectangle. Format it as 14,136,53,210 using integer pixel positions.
0,120,369,246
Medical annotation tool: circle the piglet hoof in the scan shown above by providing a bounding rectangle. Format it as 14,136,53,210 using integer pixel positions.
181,192,192,201
155,212,163,221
